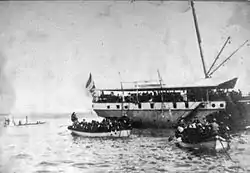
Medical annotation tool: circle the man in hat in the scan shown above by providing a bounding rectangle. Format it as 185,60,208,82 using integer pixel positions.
71,112,79,127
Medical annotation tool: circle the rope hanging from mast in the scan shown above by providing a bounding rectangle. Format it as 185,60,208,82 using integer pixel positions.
206,36,231,76
208,40,249,77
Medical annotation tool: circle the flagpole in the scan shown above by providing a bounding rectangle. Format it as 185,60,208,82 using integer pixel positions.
118,72,125,116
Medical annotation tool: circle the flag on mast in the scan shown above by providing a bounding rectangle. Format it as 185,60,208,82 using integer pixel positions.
85,73,96,97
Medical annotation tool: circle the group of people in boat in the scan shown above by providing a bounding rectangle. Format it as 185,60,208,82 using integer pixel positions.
175,117,230,144
70,112,132,132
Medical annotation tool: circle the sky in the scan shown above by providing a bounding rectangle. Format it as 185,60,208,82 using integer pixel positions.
0,1,249,114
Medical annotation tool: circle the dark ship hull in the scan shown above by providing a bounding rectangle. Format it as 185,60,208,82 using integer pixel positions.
94,101,225,129
228,99,250,130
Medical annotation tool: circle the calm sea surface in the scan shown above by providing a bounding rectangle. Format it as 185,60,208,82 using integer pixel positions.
0,113,250,173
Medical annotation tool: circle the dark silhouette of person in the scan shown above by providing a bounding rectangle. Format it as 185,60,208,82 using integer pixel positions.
71,112,78,123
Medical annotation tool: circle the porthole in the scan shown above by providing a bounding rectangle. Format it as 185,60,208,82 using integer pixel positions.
220,103,224,108
212,104,215,108
107,105,110,109
124,105,128,109
116,105,120,109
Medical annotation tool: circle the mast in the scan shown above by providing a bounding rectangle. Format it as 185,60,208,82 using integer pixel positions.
190,0,208,78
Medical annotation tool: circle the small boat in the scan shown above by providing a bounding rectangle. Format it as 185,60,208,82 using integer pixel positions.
16,121,46,126
175,136,230,152
4,121,46,127
68,126,131,138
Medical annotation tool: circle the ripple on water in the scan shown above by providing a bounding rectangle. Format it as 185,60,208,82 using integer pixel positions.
2,117,250,173
14,153,32,159
35,171,56,173
10,153,32,160
59,160,74,164
38,161,60,166
71,163,89,169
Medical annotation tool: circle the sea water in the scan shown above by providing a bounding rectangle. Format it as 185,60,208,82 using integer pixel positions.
0,113,249,173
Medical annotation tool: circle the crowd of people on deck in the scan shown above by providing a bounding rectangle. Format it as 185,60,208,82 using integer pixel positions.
93,89,243,104
70,112,132,132
96,91,185,103
208,89,242,102
175,116,231,144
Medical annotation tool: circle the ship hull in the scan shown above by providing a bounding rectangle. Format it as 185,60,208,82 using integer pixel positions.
94,109,219,128
93,101,226,128
92,99,250,129
227,100,250,130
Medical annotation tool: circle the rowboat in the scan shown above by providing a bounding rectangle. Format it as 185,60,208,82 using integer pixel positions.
3,121,46,127
68,126,131,138
15,121,46,126
175,136,230,152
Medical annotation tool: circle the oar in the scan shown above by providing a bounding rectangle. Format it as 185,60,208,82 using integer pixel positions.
218,138,233,161
219,138,243,172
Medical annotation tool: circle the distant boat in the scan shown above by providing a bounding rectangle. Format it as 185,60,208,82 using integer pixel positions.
15,121,46,127
68,126,131,138
3,117,46,127
175,136,230,152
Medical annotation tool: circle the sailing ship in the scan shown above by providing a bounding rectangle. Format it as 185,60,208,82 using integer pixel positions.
85,1,249,129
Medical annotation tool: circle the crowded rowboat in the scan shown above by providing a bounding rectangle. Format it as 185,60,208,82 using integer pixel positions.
68,126,131,137
68,112,132,138
172,116,231,152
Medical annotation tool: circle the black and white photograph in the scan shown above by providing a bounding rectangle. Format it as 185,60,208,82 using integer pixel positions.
0,0,250,172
